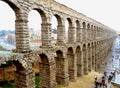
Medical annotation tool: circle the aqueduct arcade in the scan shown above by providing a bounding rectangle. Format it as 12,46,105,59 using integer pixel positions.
0,0,117,88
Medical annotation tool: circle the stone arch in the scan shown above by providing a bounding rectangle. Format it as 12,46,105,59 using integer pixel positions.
76,20,80,28
82,22,86,28
28,10,42,48
2,0,20,12
94,26,97,39
94,42,97,71
30,8,51,47
0,1,20,51
76,45,83,76
32,8,47,23
55,50,69,86
67,47,77,81
96,26,99,39
67,18,73,27
66,17,75,43
82,22,87,41
54,14,62,25
76,20,81,42
91,42,95,70
82,43,88,74
87,43,92,72
87,23,91,40
12,58,35,88
39,53,56,88
51,14,65,45
91,25,94,40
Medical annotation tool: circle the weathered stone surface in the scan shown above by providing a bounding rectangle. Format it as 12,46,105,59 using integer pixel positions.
0,0,117,88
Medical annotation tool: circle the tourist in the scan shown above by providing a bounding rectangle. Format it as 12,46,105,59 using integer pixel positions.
95,81,99,88
102,78,106,88
104,71,107,77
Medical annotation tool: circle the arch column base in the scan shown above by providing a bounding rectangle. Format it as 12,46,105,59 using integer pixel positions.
69,69,77,82
56,75,69,86
39,62,56,88
77,64,83,77
14,70,35,88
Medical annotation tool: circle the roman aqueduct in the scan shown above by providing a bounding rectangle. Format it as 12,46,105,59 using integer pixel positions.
0,0,117,88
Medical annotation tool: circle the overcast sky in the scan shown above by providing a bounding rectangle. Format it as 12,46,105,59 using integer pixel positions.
0,0,120,32
55,0,120,32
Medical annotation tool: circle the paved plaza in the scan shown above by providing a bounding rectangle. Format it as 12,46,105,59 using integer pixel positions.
97,36,120,88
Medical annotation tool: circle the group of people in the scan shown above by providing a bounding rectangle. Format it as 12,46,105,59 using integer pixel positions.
94,71,115,88
94,76,107,88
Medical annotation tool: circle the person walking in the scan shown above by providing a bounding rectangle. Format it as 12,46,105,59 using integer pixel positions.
102,78,106,88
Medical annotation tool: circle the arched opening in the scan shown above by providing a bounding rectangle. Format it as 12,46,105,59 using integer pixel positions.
94,26,96,39
55,50,69,86
76,46,82,76
14,60,35,88
64,19,69,43
67,47,77,81
91,42,94,70
28,8,47,47
28,10,41,49
91,25,93,40
51,14,63,45
65,18,73,43
13,61,25,87
82,22,86,41
0,60,35,88
96,27,98,39
83,44,88,74
0,1,16,52
76,20,80,42
87,43,92,72
87,24,90,40
94,42,97,71
92,42,96,70
0,60,15,87
51,15,57,44
39,53,56,88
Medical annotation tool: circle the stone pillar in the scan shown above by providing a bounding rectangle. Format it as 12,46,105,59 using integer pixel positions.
15,10,30,53
39,62,56,88
92,46,95,70
57,25,65,45
77,51,83,76
68,54,77,82
15,70,35,88
81,27,86,41
86,28,89,41
76,27,81,42
92,29,94,40
88,47,92,72
41,23,52,47
95,47,99,70
56,57,69,86
83,27,87,41
14,62,35,88
83,48,88,75
89,28,92,41
94,45,97,71
80,27,83,42
68,27,75,43
93,28,95,40
90,47,93,71
77,51,83,77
